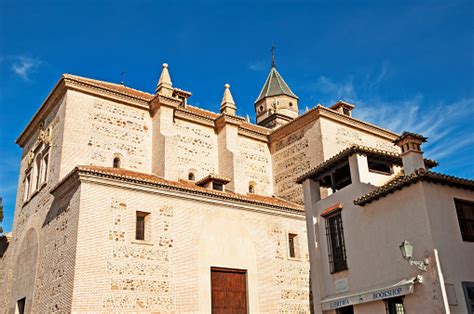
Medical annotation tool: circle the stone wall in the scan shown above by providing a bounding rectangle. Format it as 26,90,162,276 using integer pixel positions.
272,120,324,204
237,136,273,195
319,118,399,157
170,118,218,180
60,90,152,177
71,180,311,312
3,94,83,313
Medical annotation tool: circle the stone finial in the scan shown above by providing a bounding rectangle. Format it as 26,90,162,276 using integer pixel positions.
156,63,173,95
220,83,236,115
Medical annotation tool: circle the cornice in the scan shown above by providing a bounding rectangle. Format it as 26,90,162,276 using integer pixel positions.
174,107,215,128
64,78,149,110
54,166,304,216
269,105,398,143
16,79,67,147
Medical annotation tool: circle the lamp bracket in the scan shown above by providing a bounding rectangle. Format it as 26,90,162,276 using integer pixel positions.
410,260,427,272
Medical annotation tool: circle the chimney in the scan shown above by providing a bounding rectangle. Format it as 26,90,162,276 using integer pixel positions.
330,100,355,117
394,132,427,175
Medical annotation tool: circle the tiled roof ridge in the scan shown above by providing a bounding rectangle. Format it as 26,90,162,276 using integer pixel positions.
296,144,438,184
354,169,474,206
63,73,153,101
74,165,303,212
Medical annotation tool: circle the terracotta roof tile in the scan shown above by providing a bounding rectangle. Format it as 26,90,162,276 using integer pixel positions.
63,74,154,101
75,166,303,212
354,169,474,206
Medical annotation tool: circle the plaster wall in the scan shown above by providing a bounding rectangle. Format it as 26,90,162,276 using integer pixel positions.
422,183,474,314
309,182,446,313
71,180,311,313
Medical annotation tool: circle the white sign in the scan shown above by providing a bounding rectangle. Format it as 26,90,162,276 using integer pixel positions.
335,278,349,293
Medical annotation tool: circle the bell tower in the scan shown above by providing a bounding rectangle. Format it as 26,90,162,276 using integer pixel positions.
254,46,299,129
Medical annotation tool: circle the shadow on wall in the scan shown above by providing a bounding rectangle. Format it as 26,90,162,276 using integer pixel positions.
0,236,9,258
42,184,78,227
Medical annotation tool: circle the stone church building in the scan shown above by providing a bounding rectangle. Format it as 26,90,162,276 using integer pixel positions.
0,61,401,313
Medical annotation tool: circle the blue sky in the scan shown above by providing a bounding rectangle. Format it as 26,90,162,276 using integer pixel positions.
1,0,473,232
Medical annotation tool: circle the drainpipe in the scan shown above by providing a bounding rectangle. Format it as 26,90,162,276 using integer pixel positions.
434,249,450,313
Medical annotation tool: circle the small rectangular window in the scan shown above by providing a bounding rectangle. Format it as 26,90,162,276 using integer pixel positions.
41,152,49,184
212,182,223,191
385,297,405,314
35,156,42,190
336,305,354,314
135,212,148,241
24,173,31,202
17,297,26,314
288,233,297,258
325,211,348,273
368,158,392,175
455,199,474,242
462,282,474,313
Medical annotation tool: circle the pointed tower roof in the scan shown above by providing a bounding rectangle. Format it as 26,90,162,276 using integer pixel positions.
255,66,298,103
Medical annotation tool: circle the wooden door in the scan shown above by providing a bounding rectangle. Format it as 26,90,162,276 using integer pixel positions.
211,267,247,314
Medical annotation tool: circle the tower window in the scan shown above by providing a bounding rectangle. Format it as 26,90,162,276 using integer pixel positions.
135,212,149,241
289,102,293,107
259,105,263,112
113,157,121,168
24,173,31,202
342,108,351,116
188,172,195,181
288,233,298,258
248,184,255,194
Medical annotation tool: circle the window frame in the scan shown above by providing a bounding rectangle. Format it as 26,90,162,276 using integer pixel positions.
325,210,348,273
454,198,474,242
288,233,298,258
135,211,149,241
385,297,405,314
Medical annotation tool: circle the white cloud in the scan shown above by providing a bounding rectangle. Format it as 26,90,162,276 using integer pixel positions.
300,66,474,168
248,61,266,72
10,56,42,81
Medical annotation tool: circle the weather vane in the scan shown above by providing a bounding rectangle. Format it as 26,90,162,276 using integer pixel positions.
270,44,277,68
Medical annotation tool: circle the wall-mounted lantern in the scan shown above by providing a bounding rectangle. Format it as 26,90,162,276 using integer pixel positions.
399,240,428,271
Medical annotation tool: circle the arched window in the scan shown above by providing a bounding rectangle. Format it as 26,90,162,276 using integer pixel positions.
188,172,195,181
249,183,256,194
113,157,121,168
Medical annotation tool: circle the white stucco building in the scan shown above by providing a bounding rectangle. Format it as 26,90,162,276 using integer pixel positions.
298,132,474,313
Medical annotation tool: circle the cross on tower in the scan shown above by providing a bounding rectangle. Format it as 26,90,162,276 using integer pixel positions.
270,44,277,68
